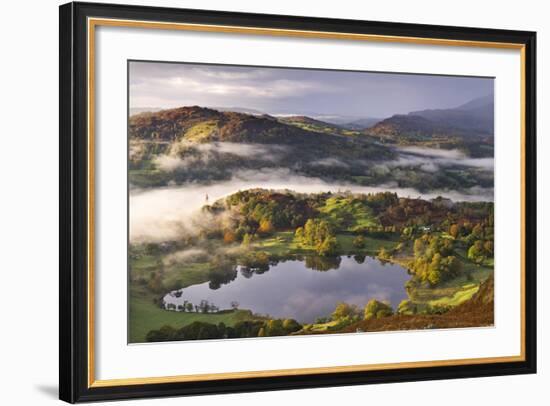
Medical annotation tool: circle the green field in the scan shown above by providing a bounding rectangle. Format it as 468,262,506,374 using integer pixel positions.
318,196,379,231
256,231,397,257
129,287,255,343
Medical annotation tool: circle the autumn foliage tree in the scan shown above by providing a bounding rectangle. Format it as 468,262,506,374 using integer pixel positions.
364,299,393,320
223,229,237,244
449,224,460,239
257,218,274,235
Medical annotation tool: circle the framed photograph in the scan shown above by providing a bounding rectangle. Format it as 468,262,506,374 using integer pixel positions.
59,1,536,403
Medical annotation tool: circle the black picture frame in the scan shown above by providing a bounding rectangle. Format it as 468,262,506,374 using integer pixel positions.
59,1,537,403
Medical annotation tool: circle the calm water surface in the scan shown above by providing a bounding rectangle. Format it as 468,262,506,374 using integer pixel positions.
163,256,410,323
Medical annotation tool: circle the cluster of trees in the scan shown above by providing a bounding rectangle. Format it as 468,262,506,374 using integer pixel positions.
258,319,302,337
397,299,417,315
379,197,447,227
468,240,494,264
225,189,316,230
203,190,495,261
145,318,302,342
165,299,220,313
446,221,494,265
325,302,363,330
364,299,394,320
320,300,395,331
295,219,339,256
409,235,462,286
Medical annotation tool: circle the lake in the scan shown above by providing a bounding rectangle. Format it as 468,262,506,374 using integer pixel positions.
163,256,410,323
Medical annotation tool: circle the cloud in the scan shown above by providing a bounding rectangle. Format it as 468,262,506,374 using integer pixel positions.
376,147,494,173
129,62,338,109
129,61,494,117
396,146,467,159
309,157,350,168
153,142,288,171
162,249,209,266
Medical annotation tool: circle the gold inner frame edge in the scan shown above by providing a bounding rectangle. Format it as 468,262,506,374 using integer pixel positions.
86,17,527,388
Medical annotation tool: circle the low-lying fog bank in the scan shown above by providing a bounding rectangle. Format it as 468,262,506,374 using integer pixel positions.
130,168,493,244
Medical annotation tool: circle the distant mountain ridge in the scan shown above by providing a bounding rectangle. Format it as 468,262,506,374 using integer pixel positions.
406,95,494,135
343,117,384,130
366,95,493,142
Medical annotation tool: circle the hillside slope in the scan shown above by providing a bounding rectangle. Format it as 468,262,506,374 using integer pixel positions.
338,276,494,333
365,96,494,157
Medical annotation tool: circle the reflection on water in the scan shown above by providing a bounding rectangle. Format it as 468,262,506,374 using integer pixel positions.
163,256,410,323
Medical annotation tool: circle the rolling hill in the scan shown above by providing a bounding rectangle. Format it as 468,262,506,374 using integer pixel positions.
129,106,397,186
278,115,362,137
365,95,494,156
128,105,493,190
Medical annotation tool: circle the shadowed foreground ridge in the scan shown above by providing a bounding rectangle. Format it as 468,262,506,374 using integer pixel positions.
337,275,494,334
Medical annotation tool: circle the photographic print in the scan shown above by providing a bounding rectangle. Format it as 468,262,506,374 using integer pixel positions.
128,61,495,344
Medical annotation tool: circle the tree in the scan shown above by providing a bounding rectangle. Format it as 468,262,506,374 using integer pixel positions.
258,218,274,235
397,300,417,315
241,233,252,246
317,236,338,256
413,238,425,258
230,301,240,310
300,219,333,246
294,226,304,241
364,299,393,320
427,268,441,285
484,240,494,256
176,321,222,340
449,224,459,239
468,240,485,263
223,230,237,244
471,224,483,238
145,325,177,342
186,302,194,312
377,247,391,261
199,299,210,313
441,255,461,277
331,302,359,320
233,320,264,338
282,319,302,333
264,319,285,336
353,235,366,249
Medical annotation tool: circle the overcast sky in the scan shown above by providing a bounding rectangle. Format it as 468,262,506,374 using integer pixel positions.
129,61,493,118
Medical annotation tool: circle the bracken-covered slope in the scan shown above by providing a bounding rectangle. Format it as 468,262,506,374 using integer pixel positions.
130,106,343,145
129,106,395,170
337,275,494,333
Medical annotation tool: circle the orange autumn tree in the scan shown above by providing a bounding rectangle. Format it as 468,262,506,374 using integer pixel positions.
223,230,237,244
257,218,274,235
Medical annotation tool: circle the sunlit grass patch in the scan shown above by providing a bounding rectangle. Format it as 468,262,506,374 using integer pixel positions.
184,120,218,142
428,283,479,307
